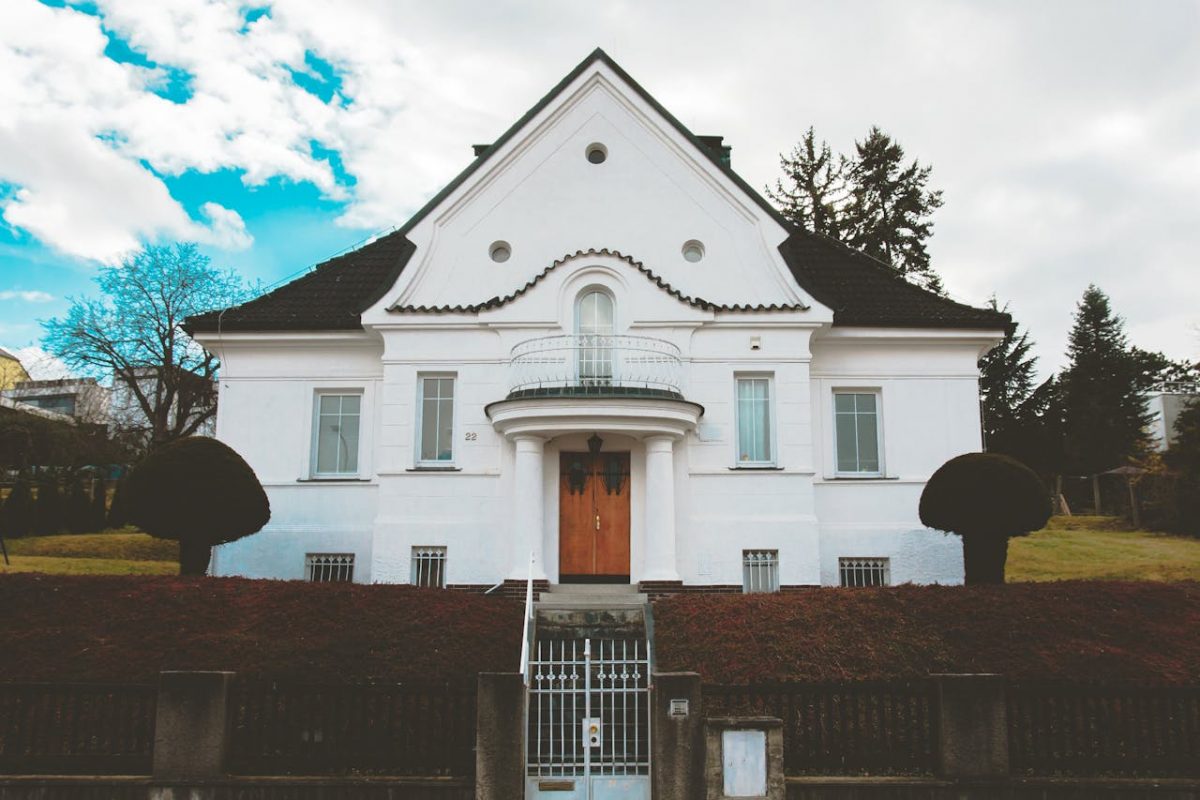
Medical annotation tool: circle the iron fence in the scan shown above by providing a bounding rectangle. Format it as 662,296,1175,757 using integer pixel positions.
227,680,477,777
703,681,937,776
1007,682,1200,776
0,683,156,775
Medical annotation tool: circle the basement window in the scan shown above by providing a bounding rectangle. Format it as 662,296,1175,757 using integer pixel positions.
742,549,779,593
411,546,448,588
305,553,355,583
839,557,890,587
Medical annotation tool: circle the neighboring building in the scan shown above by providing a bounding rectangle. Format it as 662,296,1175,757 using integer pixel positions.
2,377,110,425
186,50,1009,590
1146,386,1199,451
0,346,30,391
109,366,218,445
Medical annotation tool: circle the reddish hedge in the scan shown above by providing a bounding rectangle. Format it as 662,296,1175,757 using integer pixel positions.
653,581,1200,685
0,575,522,683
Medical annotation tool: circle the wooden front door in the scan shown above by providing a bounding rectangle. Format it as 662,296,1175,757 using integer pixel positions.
559,451,631,582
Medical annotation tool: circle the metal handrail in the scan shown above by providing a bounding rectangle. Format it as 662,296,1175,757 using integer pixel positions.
508,334,683,395
519,551,535,683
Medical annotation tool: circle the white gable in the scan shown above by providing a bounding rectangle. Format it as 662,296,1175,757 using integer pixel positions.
362,58,822,325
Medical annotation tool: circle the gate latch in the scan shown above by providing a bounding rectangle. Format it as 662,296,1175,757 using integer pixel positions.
582,717,601,749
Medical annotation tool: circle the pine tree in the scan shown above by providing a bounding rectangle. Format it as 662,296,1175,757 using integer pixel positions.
0,474,34,539
107,476,129,529
1060,286,1153,475
66,475,92,534
33,475,64,536
90,480,109,532
843,126,945,293
766,127,847,238
978,298,1059,472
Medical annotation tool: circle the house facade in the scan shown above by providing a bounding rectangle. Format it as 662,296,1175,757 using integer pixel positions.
187,50,1008,592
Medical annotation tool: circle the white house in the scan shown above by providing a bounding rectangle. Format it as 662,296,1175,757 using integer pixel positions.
186,50,1009,593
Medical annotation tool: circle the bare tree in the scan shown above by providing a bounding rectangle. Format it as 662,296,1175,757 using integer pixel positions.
42,243,256,449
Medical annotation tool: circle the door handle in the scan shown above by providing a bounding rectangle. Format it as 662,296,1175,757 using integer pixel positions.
595,514,600,531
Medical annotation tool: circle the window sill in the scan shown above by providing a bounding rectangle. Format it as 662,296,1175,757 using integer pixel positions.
729,465,783,471
297,477,372,483
828,475,896,481
407,466,463,472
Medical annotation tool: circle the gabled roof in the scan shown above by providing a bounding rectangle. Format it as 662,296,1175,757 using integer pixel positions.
186,49,1009,336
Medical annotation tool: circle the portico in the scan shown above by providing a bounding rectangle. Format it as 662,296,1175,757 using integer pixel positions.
487,395,702,584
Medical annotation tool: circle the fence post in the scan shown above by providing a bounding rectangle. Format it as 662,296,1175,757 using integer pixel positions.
152,671,234,780
934,674,1009,779
652,672,704,800
476,672,524,800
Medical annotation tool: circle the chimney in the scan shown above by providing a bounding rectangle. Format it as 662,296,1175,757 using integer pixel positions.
697,135,732,168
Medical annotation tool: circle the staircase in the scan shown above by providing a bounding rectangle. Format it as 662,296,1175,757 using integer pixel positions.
529,583,652,660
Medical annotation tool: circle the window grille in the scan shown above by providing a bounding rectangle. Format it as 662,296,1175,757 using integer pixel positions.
305,553,354,583
742,549,780,593
839,557,890,587
411,546,447,588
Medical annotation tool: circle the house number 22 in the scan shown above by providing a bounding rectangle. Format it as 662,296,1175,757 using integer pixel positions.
464,432,478,441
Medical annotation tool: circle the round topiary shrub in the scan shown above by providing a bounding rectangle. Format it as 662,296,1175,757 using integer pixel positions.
126,437,270,575
919,452,1051,585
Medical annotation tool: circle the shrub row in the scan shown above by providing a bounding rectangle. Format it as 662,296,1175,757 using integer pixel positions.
0,474,128,538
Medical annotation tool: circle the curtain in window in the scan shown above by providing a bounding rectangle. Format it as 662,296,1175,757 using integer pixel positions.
737,378,771,463
316,394,361,474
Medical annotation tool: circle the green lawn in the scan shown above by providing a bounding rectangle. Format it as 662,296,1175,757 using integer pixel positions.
1007,515,1200,582
0,529,178,575
1,517,1197,582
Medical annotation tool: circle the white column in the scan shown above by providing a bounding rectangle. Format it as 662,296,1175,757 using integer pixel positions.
642,434,680,582
510,434,548,580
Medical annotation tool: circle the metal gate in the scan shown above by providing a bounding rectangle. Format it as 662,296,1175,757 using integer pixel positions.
526,638,651,799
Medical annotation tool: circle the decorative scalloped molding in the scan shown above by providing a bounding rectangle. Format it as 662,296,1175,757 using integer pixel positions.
386,247,809,315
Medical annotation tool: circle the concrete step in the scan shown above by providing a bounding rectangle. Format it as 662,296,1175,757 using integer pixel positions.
543,583,641,595
536,593,647,607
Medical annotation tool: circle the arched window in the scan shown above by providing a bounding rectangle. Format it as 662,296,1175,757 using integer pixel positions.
576,289,614,385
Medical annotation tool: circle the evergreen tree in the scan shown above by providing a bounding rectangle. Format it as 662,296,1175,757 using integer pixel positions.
33,475,64,536
0,474,34,539
90,480,109,532
843,127,945,293
65,475,92,534
1060,286,1153,475
979,298,1038,446
766,127,847,238
107,476,129,528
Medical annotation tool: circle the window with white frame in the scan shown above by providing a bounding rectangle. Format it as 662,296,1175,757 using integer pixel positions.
417,376,455,464
411,546,447,588
735,376,774,465
839,557,890,587
833,391,881,475
312,392,362,476
742,549,780,593
306,553,355,582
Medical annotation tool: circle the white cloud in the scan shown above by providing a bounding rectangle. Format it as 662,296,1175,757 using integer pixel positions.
0,290,53,303
0,0,1196,372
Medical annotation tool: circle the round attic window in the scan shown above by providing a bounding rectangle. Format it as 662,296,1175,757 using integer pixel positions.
489,241,511,263
586,143,608,164
682,240,705,263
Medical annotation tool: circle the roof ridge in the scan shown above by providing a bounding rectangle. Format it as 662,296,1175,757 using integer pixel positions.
387,247,809,315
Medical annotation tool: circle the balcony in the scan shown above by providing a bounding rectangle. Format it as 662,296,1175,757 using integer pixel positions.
507,334,683,400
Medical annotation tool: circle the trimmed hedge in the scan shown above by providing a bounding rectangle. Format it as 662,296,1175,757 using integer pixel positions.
0,575,523,683
654,581,1200,685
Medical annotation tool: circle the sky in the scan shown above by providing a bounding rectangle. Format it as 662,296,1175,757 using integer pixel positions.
1,0,1197,379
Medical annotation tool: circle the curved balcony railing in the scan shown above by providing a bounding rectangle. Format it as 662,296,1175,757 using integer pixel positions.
508,334,683,397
